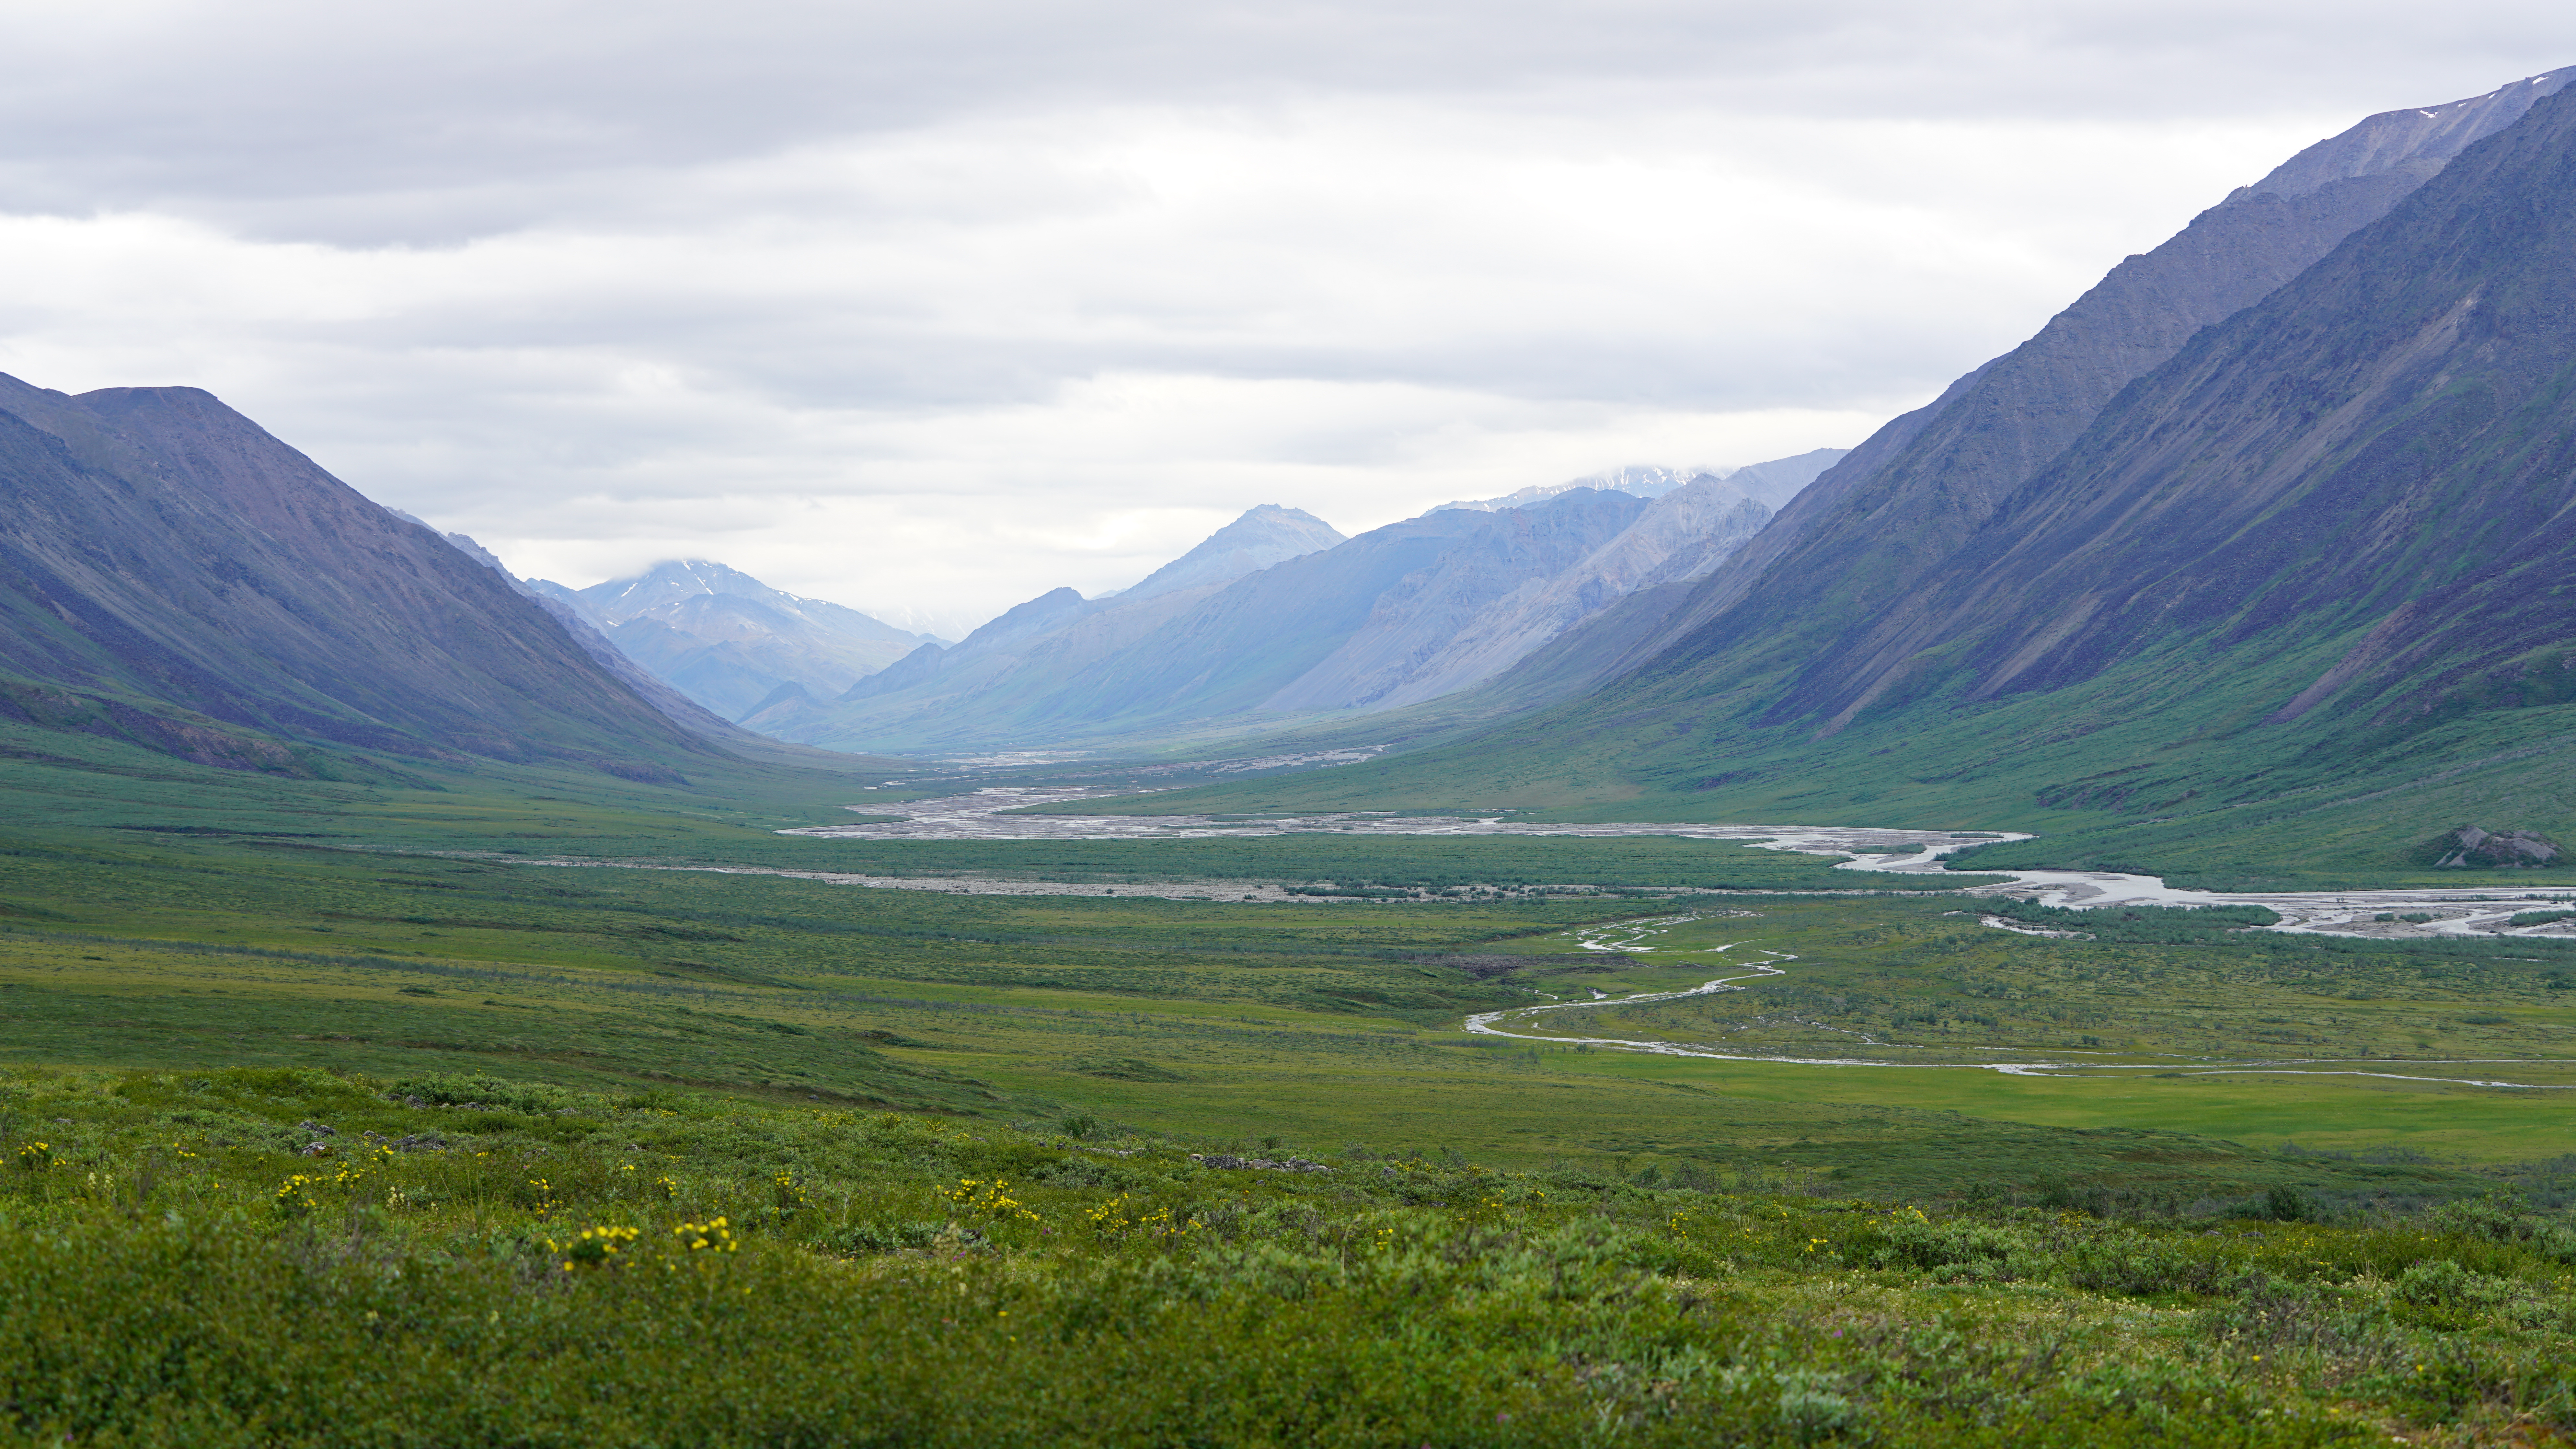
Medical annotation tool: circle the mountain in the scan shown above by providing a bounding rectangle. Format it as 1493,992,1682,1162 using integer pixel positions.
1720,449,1852,507
742,503,1351,746
1113,505,1344,601
749,490,1648,751
1434,451,1845,514
1404,65,2576,732
1351,474,1777,712
1250,490,1651,714
753,448,1848,753
1140,66,2576,880
409,525,756,743
0,374,718,778
1778,76,2576,734
529,559,937,722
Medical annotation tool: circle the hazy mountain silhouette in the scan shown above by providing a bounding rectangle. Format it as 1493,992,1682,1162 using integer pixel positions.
751,491,1654,751
523,559,936,722
1113,505,1345,601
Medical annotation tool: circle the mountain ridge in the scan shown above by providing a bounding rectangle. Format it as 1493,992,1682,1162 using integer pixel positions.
1100,65,2576,882
749,448,1840,754
1114,505,1345,601
0,374,719,778
525,558,937,722
1351,66,2576,750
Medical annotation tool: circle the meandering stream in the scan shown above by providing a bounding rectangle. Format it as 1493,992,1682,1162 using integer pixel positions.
787,789,2576,1087
474,787,2576,1087
786,788,2576,940
1458,913,2573,1088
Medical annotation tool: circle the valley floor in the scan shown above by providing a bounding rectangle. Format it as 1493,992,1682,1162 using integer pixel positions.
5,748,2575,1442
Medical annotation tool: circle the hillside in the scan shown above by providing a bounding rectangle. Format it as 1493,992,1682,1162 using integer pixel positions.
0,374,719,779
1427,65,2576,727
1121,69,2576,884
1304,475,1776,712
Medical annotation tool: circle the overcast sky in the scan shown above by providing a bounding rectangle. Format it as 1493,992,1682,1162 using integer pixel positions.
3,3,2570,635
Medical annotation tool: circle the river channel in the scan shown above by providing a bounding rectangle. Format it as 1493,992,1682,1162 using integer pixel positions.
776,788,2576,1087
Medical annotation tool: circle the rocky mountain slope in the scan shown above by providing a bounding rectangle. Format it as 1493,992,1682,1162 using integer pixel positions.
1769,77,2576,736
0,375,719,777
1446,65,2576,726
1149,66,2576,877
520,559,936,722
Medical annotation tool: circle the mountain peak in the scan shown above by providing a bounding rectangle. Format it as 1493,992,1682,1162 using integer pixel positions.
1119,505,1346,601
1434,451,1846,515
580,559,782,621
2233,65,2575,202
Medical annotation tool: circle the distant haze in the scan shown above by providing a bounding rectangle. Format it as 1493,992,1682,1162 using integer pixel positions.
2,3,2570,635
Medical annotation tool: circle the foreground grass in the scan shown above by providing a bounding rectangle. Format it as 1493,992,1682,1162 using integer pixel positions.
6,1065,2574,1446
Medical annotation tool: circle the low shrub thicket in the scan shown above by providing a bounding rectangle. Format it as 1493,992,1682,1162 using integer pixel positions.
1984,900,2283,942
4,1066,2573,1445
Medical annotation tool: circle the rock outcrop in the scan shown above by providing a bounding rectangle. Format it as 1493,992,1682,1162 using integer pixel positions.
2432,827,2562,869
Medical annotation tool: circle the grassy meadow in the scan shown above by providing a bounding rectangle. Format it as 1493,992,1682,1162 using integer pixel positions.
7,721,2576,1441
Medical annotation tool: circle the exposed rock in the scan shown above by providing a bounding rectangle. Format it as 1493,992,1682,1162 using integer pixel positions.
2432,826,2562,869
1190,1153,1331,1173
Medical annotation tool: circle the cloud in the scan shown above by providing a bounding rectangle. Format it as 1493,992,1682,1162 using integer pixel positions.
3,2,2571,628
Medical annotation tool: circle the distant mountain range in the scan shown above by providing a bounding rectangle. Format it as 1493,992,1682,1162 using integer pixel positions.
742,449,1844,753
1434,451,1844,514
518,560,941,723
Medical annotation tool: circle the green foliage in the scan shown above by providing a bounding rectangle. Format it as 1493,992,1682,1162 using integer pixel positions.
5,1066,2573,1445
1984,899,2282,941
